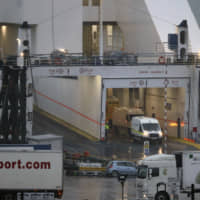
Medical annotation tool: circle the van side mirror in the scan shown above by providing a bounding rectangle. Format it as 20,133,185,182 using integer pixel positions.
148,168,152,179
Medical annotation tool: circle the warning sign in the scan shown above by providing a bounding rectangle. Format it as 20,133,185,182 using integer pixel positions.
163,79,169,86
144,141,149,155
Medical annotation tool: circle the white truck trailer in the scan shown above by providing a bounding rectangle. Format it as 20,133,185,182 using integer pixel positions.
0,143,63,200
136,151,200,200
0,24,64,200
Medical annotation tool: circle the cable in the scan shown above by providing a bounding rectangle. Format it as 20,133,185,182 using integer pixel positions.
33,2,81,50
36,2,177,28
51,0,55,50
120,4,177,27
35,3,81,26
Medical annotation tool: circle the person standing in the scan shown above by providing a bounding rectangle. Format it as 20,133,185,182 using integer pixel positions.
105,122,110,142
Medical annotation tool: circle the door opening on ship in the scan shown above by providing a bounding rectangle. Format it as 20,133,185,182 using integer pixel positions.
105,87,187,141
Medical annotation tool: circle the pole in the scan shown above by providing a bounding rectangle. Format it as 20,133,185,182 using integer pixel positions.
118,176,127,200
51,0,55,50
99,0,103,64
164,78,168,154
121,182,124,200
177,117,181,138
191,184,194,200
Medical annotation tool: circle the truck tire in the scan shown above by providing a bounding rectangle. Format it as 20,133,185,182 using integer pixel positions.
155,192,169,200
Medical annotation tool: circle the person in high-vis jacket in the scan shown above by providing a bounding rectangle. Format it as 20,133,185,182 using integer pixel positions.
105,122,110,141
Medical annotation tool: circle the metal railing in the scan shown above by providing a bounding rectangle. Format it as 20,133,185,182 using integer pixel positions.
30,52,200,66
1,53,200,67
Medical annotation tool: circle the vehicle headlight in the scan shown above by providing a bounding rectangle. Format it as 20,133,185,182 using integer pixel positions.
143,131,149,137
143,193,149,200
159,131,163,137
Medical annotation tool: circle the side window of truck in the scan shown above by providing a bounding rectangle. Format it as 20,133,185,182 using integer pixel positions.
152,168,159,177
139,125,142,132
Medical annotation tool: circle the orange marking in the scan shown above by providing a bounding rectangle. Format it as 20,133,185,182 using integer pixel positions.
184,138,195,143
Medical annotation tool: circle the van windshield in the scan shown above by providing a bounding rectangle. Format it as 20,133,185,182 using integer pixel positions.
137,165,147,179
142,123,160,131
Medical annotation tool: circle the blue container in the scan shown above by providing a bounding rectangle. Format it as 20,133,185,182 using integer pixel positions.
168,34,178,50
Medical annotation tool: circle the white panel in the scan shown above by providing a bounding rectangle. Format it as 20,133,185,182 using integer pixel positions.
191,68,199,129
101,87,107,139
147,78,189,88
188,0,200,28
0,0,22,23
184,83,190,138
103,79,147,88
103,78,189,89
23,0,82,54
0,152,62,190
116,0,162,53
83,0,116,21
182,152,200,188
32,65,193,79
34,76,102,139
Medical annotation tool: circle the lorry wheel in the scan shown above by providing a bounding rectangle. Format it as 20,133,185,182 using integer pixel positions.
155,192,169,200
112,170,119,177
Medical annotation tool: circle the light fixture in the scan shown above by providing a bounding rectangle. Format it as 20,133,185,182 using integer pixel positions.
58,48,67,53
16,38,21,45
1,25,7,36
1,25,7,31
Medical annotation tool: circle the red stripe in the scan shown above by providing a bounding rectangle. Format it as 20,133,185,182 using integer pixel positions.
34,90,104,126
34,90,188,127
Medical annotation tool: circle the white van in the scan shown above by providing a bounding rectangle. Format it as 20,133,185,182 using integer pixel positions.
130,116,163,141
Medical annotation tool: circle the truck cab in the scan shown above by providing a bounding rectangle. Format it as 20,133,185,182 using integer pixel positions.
136,154,178,200
130,116,163,141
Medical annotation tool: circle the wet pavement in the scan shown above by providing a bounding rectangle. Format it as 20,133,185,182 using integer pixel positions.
60,176,199,200
33,110,197,161
61,176,136,200
33,110,198,200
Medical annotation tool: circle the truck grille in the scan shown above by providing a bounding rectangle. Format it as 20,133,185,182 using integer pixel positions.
150,133,159,138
